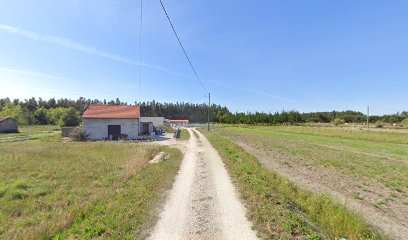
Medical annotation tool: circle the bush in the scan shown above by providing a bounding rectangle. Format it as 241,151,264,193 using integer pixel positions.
375,121,384,128
59,107,80,127
401,118,408,127
34,107,48,125
69,129,89,141
332,118,345,125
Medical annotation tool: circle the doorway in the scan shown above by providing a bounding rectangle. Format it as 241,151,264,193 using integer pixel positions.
108,125,121,140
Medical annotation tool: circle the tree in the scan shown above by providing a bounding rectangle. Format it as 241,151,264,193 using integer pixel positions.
34,107,48,125
59,108,80,127
0,103,28,124
47,107,65,125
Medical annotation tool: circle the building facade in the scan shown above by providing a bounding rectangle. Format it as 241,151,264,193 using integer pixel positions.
82,105,141,140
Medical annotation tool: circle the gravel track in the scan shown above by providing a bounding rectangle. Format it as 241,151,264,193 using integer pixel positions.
149,129,258,240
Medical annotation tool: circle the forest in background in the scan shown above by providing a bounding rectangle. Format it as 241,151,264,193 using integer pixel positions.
0,97,407,126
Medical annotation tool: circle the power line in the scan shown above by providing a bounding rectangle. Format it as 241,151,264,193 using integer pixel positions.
138,0,143,104
158,0,208,95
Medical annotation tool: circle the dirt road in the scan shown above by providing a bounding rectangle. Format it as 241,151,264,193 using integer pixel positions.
149,129,258,240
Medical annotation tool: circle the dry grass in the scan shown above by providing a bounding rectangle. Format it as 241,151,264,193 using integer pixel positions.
0,140,182,239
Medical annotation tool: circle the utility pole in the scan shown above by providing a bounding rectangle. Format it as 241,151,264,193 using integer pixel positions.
207,92,211,132
367,105,370,130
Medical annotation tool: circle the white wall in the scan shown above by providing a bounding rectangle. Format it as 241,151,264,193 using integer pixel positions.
83,118,139,140
140,117,164,127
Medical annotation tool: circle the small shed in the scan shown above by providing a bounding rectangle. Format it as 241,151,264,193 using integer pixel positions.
0,118,18,133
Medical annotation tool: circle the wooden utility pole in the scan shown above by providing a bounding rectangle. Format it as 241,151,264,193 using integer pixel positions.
367,105,370,130
207,92,211,132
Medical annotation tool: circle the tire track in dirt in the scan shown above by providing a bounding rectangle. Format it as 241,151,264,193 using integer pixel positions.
149,129,258,240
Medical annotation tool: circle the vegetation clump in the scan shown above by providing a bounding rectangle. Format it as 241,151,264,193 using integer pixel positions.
69,129,89,141
332,118,345,125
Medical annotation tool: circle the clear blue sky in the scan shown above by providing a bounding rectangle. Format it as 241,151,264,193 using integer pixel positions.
0,0,407,115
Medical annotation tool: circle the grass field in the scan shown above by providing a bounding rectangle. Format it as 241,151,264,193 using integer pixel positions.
223,126,407,194
0,139,182,239
0,125,60,142
201,127,408,239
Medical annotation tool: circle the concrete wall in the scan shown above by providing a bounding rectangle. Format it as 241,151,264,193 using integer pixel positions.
61,127,80,137
0,118,18,133
83,118,139,140
140,117,164,127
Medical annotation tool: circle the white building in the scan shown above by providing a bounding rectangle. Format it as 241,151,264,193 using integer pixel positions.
169,119,189,128
140,117,164,128
82,105,142,140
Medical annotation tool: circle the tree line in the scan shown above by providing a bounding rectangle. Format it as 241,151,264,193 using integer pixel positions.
0,97,406,126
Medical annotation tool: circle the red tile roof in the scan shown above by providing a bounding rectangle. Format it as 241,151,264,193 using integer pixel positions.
169,120,189,123
0,118,7,122
82,105,141,119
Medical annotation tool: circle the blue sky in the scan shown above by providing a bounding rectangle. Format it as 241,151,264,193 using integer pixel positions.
0,0,407,115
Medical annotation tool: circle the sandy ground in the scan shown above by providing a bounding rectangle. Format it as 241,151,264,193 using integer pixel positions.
149,129,258,240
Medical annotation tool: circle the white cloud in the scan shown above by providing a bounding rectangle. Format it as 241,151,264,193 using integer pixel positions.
0,66,80,83
0,23,193,78
208,80,296,104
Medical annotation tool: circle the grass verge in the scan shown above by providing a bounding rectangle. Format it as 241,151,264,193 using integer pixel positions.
201,129,383,239
0,141,182,239
178,129,190,141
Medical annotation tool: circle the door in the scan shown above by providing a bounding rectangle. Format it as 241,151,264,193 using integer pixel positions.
108,125,121,140
142,123,149,135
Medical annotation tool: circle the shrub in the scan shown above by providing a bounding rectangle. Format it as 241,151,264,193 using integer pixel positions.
332,118,345,125
401,118,408,127
70,129,89,141
375,121,384,128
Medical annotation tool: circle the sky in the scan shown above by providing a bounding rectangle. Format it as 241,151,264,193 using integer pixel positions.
0,0,407,115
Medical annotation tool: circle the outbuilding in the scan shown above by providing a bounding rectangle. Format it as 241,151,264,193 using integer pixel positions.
169,119,189,128
0,117,18,133
82,105,142,140
140,117,164,128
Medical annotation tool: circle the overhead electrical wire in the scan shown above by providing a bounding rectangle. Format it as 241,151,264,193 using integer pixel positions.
158,0,208,95
138,0,143,104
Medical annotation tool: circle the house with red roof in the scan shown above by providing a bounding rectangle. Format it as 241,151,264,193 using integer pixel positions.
82,104,152,140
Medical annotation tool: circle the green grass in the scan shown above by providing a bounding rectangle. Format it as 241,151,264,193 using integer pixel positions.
178,128,190,141
0,140,182,239
223,126,408,193
0,125,60,142
202,129,383,239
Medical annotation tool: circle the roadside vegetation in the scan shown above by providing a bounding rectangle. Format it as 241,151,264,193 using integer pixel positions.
0,140,182,239
202,129,383,239
178,128,190,141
